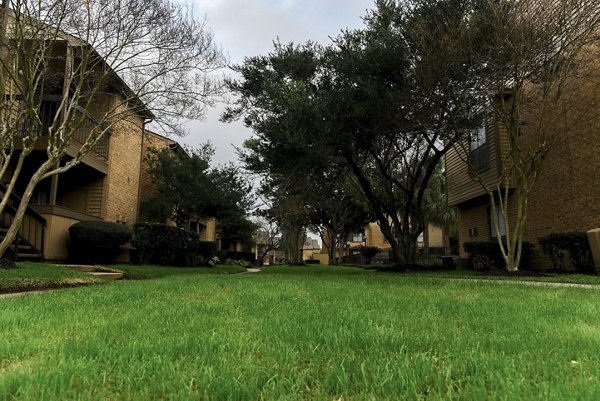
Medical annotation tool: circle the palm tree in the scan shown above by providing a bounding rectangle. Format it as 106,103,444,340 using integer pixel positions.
422,161,457,257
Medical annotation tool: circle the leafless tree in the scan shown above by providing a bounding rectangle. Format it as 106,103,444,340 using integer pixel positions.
254,217,282,265
0,0,226,257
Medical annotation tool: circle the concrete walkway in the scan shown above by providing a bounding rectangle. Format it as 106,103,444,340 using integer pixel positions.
0,289,57,300
446,277,600,290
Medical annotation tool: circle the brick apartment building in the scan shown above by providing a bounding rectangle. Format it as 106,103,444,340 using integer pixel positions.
0,37,169,261
321,222,444,264
445,46,600,267
1,94,151,260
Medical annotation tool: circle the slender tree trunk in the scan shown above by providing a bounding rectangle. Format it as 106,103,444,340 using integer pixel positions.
337,236,345,264
323,227,337,265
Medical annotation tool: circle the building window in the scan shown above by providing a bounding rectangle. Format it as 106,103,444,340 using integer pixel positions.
470,122,489,171
352,233,364,242
489,206,506,238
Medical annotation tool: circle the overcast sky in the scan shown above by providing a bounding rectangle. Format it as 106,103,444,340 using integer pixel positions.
182,0,376,166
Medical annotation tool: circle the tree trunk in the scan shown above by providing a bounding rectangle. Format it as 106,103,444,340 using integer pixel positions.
285,225,304,265
397,228,419,266
337,236,345,264
322,227,337,265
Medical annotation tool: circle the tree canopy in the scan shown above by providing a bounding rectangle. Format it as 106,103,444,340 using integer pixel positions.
141,144,255,249
224,0,487,265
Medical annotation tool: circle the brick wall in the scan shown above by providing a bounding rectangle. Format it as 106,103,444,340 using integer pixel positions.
366,223,389,249
139,130,178,199
103,95,144,224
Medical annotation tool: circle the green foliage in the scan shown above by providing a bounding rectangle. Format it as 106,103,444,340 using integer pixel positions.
464,241,533,270
132,223,216,267
304,259,320,264
68,221,132,264
539,232,594,273
141,146,255,249
224,0,495,266
218,251,256,264
140,144,217,226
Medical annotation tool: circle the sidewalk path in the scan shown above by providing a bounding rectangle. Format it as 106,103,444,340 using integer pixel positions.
447,277,600,290
0,290,56,300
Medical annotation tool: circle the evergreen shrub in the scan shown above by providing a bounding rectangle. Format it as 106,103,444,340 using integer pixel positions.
463,240,533,270
538,232,594,273
132,223,217,266
69,221,132,264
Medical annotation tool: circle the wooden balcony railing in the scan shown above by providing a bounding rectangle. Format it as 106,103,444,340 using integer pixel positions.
73,105,110,160
15,97,111,161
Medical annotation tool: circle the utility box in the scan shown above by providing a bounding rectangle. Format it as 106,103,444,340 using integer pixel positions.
587,228,600,273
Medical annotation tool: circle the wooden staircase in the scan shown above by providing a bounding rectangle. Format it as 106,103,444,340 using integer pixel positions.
0,226,43,261
0,183,46,261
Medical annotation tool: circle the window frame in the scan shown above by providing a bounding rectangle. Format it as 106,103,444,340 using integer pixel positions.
489,206,506,239
470,119,490,171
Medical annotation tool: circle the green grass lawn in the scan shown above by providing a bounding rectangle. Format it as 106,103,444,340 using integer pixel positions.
1,264,600,400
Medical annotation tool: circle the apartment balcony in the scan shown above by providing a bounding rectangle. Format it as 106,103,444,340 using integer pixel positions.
13,97,111,174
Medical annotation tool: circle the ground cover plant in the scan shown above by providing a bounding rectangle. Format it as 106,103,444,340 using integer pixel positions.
1,265,600,400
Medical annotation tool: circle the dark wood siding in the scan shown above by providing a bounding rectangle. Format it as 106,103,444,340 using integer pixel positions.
446,114,502,206
86,178,104,218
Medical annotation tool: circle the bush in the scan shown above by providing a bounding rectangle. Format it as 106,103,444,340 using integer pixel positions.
132,223,217,266
218,251,256,264
538,232,594,273
463,240,533,270
197,241,218,259
304,259,320,264
69,221,132,264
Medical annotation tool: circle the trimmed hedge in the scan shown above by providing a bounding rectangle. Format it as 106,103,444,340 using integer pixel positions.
538,232,594,273
132,223,217,266
69,221,132,264
463,240,533,270
218,251,256,264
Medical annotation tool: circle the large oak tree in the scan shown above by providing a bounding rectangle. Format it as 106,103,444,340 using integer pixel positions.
224,0,486,265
